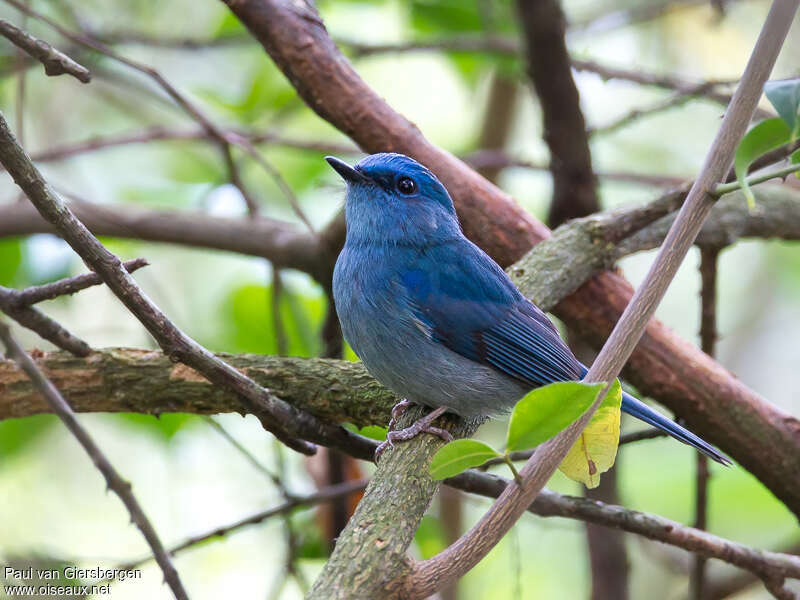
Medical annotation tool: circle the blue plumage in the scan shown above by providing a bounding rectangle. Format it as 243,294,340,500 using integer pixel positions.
328,152,729,465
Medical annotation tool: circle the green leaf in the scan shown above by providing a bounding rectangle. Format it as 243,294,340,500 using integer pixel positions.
0,238,22,286
343,423,387,441
765,79,800,136
791,148,800,178
0,415,56,460
115,413,197,441
734,118,792,209
505,381,606,452
415,516,448,559
558,380,623,489
429,439,500,480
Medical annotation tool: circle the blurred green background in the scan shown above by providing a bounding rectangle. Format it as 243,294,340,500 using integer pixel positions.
0,0,798,598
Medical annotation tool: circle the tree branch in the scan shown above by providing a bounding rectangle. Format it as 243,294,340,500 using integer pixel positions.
0,18,90,82
446,472,800,584
517,0,600,227
0,348,396,428
0,322,188,600
4,258,148,305
0,200,323,278
0,291,91,356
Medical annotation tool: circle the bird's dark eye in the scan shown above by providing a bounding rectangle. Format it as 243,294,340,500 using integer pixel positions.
396,176,417,195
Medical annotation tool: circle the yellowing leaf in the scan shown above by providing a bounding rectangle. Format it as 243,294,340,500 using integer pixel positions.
558,380,622,488
506,381,606,452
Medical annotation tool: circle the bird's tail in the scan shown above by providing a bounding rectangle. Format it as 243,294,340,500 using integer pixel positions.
620,390,731,465
577,366,730,465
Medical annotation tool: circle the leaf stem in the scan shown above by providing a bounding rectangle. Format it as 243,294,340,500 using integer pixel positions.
713,162,800,197
503,454,523,485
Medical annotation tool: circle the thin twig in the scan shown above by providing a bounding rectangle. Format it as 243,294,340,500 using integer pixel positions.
115,478,370,573
0,18,90,82
0,321,188,600
445,472,800,583
203,416,286,490
0,293,91,356
587,91,700,137
462,150,688,188
17,126,358,166
271,264,288,357
691,246,721,599
8,258,148,306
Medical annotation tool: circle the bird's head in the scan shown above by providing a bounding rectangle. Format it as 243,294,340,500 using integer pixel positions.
326,153,462,246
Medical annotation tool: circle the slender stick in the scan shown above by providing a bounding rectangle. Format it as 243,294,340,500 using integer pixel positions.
0,18,90,82
691,246,720,598
6,258,148,306
0,321,188,600
115,478,369,573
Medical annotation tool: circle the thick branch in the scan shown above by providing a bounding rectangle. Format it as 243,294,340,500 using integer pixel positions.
0,348,395,427
0,200,323,278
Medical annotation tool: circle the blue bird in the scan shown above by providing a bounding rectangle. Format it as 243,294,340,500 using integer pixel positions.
327,153,730,465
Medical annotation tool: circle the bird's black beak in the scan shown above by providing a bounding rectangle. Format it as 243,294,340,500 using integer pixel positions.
325,156,367,183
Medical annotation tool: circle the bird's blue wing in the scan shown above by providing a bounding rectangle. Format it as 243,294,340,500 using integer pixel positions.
399,239,582,387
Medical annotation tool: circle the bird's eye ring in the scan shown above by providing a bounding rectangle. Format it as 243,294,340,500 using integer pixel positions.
396,176,417,195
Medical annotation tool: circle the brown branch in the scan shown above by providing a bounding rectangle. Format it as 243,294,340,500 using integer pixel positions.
445,472,800,584
406,3,796,596
8,258,148,305
0,200,323,278
117,478,370,573
0,18,90,82
517,0,600,227
13,126,359,166
692,246,721,599
0,292,90,356
462,150,688,187
587,91,697,137
0,322,188,600
704,542,800,599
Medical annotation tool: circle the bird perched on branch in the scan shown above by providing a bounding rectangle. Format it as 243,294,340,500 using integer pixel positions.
327,152,729,465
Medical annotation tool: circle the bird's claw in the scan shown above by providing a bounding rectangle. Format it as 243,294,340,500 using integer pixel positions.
386,398,413,431
374,405,452,462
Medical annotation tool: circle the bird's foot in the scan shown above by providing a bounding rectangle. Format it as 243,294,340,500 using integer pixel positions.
387,398,413,431
375,405,453,462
